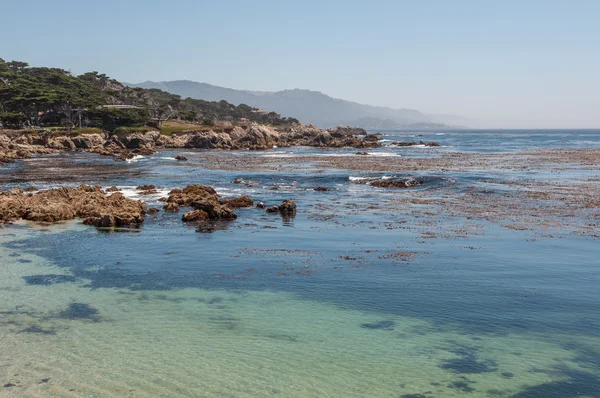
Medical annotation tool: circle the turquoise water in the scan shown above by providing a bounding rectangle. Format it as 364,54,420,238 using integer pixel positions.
1,130,599,397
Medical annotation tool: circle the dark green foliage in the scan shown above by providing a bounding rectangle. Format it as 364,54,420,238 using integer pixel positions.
0,112,28,128
0,58,299,130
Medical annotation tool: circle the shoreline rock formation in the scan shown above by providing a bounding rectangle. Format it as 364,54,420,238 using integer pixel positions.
0,185,147,227
0,123,378,164
0,182,298,233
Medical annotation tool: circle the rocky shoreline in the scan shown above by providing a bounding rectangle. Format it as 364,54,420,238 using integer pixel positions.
0,124,378,164
0,183,294,233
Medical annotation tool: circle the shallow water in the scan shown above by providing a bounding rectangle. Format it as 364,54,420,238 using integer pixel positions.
1,130,599,397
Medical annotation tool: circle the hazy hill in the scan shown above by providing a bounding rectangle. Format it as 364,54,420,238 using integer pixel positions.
128,80,466,128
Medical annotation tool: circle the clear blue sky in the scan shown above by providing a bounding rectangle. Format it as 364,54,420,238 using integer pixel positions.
2,0,599,127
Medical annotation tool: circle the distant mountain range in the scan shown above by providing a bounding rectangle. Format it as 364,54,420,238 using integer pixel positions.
126,80,468,129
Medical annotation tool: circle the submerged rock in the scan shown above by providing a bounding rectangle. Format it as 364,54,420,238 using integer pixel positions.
174,154,188,161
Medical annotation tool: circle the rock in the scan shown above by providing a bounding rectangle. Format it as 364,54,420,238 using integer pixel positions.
278,199,297,215
174,154,188,161
182,209,209,222
164,184,236,221
147,207,160,214
327,126,368,136
313,187,329,192
119,131,159,150
105,135,127,150
139,189,158,195
136,185,156,191
190,198,237,220
391,140,441,147
47,137,76,151
23,186,38,192
220,196,253,208
315,131,333,145
166,185,217,206
256,202,266,209
355,151,369,155
163,202,180,212
72,134,104,149
370,178,420,188
363,134,379,142
0,185,146,227
266,206,280,213
237,124,279,149
105,186,120,192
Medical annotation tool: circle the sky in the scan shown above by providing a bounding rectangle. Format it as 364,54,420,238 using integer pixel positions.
2,0,599,128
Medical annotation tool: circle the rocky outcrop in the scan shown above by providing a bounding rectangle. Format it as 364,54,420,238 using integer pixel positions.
327,126,368,136
278,199,297,215
165,185,236,220
370,178,421,188
220,196,253,208
72,134,105,149
181,209,209,222
390,140,440,147
0,185,147,227
0,122,380,165
264,199,297,216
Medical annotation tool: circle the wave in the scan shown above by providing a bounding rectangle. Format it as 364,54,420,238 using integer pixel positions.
114,186,171,201
125,155,145,163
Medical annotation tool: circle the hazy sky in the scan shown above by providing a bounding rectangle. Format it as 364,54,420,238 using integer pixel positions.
2,0,599,128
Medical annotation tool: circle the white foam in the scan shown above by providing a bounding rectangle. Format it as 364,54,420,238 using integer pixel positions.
114,186,171,202
126,155,145,163
364,152,400,157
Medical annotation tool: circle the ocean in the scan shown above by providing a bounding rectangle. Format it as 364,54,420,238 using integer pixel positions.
0,129,599,397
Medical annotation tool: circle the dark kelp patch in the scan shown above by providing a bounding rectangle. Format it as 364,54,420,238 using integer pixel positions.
440,346,497,374
361,320,396,330
400,394,429,398
23,274,77,286
509,368,600,398
19,325,57,335
447,380,475,393
58,303,100,322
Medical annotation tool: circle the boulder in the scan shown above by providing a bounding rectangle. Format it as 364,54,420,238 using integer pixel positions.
163,202,180,212
47,137,76,151
136,185,156,191
278,199,297,215
371,178,420,188
182,209,209,222
220,196,253,208
72,134,105,149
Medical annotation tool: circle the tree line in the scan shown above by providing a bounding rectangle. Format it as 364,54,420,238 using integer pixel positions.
0,58,299,130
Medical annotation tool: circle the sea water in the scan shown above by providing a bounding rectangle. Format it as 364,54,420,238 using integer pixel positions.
0,130,599,397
